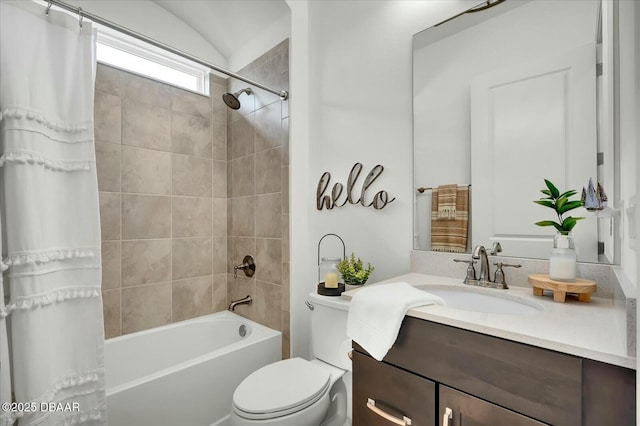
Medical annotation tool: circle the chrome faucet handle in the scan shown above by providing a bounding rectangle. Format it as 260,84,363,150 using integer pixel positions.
453,258,477,284
493,262,522,288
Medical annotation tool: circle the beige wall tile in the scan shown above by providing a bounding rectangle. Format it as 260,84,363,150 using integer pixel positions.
256,238,282,284
228,113,255,160
172,276,213,321
102,289,121,339
95,142,121,192
121,239,172,286
255,194,281,238
282,166,289,212
173,237,213,280
255,281,281,330
229,196,255,237
172,196,212,237
212,160,228,198
122,99,171,151
212,198,227,237
212,274,227,312
281,310,290,359
282,117,289,166
282,214,290,263
96,64,122,96
212,123,227,161
172,154,213,197
121,283,172,334
229,155,254,197
255,147,281,194
121,146,171,195
171,112,212,158
121,72,171,108
101,241,121,290
171,88,212,119
99,192,121,241
213,237,227,274
94,91,121,144
254,102,283,152
121,194,171,239
210,80,228,125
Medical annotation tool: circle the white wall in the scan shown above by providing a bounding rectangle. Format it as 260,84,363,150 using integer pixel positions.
289,0,477,358
65,0,227,67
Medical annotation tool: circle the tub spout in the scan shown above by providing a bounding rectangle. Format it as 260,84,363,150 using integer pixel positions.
229,295,252,311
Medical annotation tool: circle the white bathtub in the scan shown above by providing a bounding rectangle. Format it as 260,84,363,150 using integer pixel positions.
105,311,282,426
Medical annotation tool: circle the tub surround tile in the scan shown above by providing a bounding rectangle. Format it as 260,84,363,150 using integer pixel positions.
172,276,213,322
121,146,171,195
229,196,255,237
281,166,289,211
229,155,254,197
281,117,289,166
255,194,281,238
95,142,121,192
282,214,290,263
172,238,213,280
212,124,227,161
171,112,212,158
101,241,121,290
255,148,281,195
172,155,213,197
122,72,171,108
255,281,281,331
212,198,227,237
282,262,290,312
210,79,228,125
228,114,255,160
121,283,172,334
102,289,121,339
254,102,282,152
94,91,122,144
227,275,256,320
121,239,172,286
99,192,121,241
121,194,171,239
281,310,290,359
212,274,227,312
95,64,122,96
212,160,228,198
228,237,256,275
122,99,171,151
172,196,212,237
170,88,212,120
256,238,282,284
212,237,227,275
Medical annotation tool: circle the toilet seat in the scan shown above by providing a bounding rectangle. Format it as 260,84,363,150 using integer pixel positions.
233,358,331,421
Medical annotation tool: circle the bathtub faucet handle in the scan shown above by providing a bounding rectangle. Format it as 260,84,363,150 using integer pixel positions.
234,255,256,279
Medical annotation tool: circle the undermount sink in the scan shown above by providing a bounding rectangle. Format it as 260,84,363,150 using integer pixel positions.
415,285,543,315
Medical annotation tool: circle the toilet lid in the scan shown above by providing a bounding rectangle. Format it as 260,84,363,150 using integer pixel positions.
233,358,331,420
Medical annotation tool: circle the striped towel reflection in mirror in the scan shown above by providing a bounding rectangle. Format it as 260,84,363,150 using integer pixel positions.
431,185,469,253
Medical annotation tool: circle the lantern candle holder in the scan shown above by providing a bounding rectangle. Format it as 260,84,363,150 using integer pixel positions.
317,233,346,296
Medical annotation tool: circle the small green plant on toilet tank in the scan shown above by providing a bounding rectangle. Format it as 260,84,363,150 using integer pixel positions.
337,253,374,286
533,179,584,234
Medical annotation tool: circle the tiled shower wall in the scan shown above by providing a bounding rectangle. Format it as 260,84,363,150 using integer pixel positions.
95,40,289,355
95,65,229,338
225,40,290,358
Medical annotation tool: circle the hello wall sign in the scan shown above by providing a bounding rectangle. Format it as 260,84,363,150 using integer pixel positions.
316,163,396,210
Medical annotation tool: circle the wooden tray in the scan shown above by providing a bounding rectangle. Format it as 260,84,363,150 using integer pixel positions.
528,274,596,303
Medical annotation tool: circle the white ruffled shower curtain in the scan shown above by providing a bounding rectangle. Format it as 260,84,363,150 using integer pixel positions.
0,1,106,425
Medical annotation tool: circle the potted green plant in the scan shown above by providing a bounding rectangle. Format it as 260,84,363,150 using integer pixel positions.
337,253,374,287
534,179,583,282
533,179,584,234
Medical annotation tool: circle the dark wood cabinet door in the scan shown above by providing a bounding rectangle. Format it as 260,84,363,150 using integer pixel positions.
353,351,436,426
439,385,547,426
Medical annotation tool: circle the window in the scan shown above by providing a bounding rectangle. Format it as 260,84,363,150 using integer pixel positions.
96,27,210,96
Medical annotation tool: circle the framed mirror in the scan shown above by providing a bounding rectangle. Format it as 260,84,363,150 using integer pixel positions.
413,0,618,264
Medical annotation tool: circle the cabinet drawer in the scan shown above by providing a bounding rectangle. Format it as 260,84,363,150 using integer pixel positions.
440,385,547,426
354,317,582,426
353,351,436,426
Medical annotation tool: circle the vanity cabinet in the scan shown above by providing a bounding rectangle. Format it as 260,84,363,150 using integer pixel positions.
352,317,635,426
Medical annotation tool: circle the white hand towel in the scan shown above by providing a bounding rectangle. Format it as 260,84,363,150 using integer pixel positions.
347,282,445,361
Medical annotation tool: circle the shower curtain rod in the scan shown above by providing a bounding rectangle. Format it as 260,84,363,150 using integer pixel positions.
46,0,289,100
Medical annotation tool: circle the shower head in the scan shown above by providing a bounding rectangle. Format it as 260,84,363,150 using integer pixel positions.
222,88,252,110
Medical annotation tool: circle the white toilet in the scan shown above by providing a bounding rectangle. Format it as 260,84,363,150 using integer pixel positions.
230,292,352,426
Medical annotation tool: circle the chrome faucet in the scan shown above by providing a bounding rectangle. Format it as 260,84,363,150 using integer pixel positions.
472,245,491,283
453,243,520,289
229,295,252,311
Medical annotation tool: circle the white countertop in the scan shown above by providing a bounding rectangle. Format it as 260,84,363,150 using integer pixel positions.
343,273,635,369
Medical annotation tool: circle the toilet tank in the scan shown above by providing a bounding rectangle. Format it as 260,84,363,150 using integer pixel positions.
307,292,352,371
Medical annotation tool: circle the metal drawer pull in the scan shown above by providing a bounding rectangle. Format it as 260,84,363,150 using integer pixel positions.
442,407,453,426
366,398,412,426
